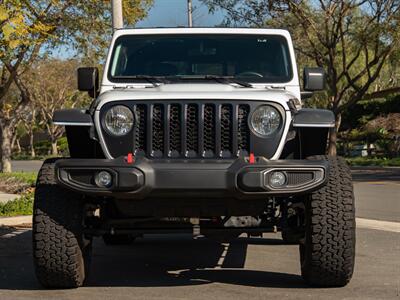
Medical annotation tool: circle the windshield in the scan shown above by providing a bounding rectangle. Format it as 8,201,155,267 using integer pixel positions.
109,34,293,83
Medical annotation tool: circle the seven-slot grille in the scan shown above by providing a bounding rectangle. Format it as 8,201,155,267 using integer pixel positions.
132,102,251,158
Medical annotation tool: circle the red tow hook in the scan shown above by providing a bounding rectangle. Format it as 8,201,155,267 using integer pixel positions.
249,153,255,164
126,153,134,164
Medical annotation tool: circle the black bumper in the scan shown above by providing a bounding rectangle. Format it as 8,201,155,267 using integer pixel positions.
55,157,328,199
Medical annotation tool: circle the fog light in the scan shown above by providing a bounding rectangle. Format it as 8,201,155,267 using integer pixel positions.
270,171,286,188
95,171,112,188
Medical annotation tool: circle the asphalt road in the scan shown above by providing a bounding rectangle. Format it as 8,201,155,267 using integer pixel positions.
352,167,400,222
0,161,398,299
11,160,43,173
0,228,399,300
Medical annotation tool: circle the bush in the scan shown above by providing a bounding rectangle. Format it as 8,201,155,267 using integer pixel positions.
342,94,400,130
346,157,400,167
34,140,52,156
12,136,69,160
57,136,70,156
0,192,34,217
11,153,44,160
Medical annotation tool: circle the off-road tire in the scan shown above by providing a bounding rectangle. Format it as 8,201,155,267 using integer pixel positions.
33,158,92,288
300,155,355,287
103,234,135,245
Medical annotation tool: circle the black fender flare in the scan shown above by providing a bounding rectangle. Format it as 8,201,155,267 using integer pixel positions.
292,108,335,128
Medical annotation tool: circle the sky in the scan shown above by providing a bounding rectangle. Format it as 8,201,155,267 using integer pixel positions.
51,0,226,59
137,0,225,27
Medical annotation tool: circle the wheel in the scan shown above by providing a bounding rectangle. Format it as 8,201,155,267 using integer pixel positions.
33,158,92,288
300,156,355,287
103,234,135,245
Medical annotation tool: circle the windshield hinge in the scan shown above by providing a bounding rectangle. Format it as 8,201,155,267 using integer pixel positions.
267,85,286,90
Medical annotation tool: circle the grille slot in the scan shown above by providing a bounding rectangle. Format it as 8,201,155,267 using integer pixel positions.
132,102,251,158
134,105,146,155
221,104,233,155
169,104,181,156
238,105,250,156
204,104,216,155
186,104,198,155
152,104,164,157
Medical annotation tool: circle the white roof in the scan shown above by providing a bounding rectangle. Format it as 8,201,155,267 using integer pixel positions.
113,27,291,39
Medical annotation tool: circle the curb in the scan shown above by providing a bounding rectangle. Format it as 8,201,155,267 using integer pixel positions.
356,218,400,233
0,215,32,227
0,193,20,204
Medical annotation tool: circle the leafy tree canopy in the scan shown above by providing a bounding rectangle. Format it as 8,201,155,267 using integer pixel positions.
202,0,400,154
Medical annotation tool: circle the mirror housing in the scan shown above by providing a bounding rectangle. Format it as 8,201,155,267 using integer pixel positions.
77,67,99,98
303,67,325,91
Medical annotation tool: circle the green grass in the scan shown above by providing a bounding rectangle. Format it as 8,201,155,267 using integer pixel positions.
0,172,36,216
0,192,34,217
346,157,400,167
0,172,37,186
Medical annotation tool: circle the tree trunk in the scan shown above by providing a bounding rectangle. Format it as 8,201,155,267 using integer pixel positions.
51,138,58,156
366,138,372,157
29,131,35,158
0,125,13,173
327,113,342,156
16,138,22,153
11,134,17,151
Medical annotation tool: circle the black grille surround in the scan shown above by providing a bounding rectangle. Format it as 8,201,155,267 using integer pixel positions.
99,100,286,160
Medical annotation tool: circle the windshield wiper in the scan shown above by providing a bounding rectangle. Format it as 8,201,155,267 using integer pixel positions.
206,75,253,88
113,75,168,87
169,75,253,88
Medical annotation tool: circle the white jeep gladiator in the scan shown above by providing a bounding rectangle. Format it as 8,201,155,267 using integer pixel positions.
32,28,355,288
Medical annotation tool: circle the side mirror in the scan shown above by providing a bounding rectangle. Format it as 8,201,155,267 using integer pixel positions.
303,67,325,91
77,67,99,98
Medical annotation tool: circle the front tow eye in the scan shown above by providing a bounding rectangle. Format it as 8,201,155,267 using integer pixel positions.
249,153,256,164
126,153,134,164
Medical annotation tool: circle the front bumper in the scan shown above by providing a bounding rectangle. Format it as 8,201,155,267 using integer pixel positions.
55,157,328,199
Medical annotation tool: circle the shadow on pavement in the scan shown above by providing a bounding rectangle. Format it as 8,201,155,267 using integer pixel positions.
0,229,308,290
0,226,18,237
0,229,40,290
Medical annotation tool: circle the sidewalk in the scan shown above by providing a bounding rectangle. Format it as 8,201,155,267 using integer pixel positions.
0,215,32,227
0,193,19,205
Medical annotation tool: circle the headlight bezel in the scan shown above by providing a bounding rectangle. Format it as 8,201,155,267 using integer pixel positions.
249,104,284,138
103,105,134,137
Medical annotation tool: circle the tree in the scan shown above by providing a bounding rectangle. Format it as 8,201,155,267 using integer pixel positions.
0,0,153,172
20,99,38,157
202,0,400,155
26,59,88,156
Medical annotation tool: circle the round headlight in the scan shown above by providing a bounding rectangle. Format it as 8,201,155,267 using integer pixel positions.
251,105,282,136
104,105,134,136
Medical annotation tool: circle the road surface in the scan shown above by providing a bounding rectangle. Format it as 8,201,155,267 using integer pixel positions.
11,160,43,173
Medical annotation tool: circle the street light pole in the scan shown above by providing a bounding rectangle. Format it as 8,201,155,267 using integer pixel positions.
112,0,124,31
188,0,193,27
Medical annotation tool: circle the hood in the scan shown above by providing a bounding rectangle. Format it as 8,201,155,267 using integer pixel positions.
95,83,298,111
